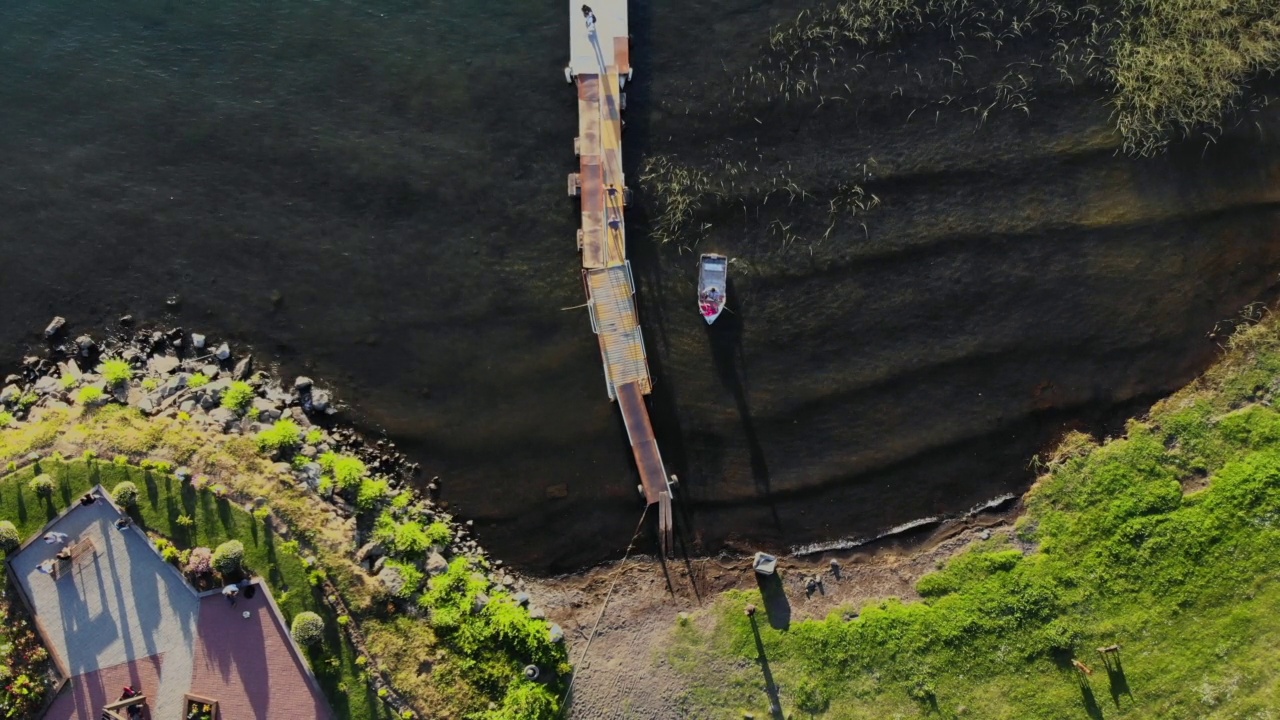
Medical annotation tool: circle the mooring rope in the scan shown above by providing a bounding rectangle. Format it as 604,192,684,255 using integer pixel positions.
563,503,650,707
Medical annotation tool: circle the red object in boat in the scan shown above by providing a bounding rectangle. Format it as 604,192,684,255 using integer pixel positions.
698,254,728,324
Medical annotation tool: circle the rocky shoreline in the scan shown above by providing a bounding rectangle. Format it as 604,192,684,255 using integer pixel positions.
2,315,563,718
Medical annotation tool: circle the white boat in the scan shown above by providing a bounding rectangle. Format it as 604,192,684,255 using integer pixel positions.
698,253,728,324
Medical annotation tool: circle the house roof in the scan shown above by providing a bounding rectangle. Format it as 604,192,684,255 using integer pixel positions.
7,489,331,720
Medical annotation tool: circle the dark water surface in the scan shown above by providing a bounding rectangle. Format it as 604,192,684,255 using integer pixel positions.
3,0,1280,572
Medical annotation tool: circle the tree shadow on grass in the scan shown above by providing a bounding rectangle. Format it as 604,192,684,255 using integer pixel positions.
16,486,28,524
215,496,233,531
142,470,160,510
747,614,786,720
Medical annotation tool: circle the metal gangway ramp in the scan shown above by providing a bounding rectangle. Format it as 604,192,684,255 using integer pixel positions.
566,0,675,556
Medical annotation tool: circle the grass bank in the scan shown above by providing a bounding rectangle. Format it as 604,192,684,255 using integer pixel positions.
669,314,1280,718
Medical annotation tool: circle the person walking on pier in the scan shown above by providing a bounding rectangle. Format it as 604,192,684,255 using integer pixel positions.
582,5,597,33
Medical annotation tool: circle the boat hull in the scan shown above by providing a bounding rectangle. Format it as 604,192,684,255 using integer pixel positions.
698,253,728,325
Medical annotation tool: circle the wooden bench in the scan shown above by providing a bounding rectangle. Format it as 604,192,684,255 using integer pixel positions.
54,538,95,579
100,694,145,720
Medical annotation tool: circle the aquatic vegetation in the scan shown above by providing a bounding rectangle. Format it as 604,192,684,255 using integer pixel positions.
743,0,1280,155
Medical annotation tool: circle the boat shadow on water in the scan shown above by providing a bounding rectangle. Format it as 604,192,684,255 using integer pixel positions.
705,276,781,531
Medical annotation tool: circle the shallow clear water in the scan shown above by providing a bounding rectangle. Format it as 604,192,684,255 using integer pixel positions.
3,0,1280,572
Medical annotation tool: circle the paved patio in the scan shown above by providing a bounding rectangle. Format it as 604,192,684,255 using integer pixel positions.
10,499,198,719
190,588,332,719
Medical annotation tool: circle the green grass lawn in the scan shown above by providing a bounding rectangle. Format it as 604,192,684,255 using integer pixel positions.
0,458,392,720
670,320,1280,719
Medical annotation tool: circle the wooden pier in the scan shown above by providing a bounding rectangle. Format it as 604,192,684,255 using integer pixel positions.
567,0,674,555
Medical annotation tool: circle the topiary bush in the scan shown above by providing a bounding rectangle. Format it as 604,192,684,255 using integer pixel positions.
29,473,55,498
291,611,325,646
101,359,133,387
211,540,245,575
0,521,20,552
220,381,255,412
112,481,139,507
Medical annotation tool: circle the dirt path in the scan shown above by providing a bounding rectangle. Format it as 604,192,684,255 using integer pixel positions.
528,511,1016,719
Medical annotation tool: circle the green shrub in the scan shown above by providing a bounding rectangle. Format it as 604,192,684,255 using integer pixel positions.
211,540,245,575
101,359,132,387
16,393,37,410
480,679,560,720
29,473,55,498
256,419,302,454
356,478,390,511
384,559,424,598
161,545,180,563
187,372,210,389
320,452,367,490
291,611,325,645
60,374,78,389
252,506,271,522
424,521,452,547
141,378,158,392
176,514,195,527
112,481,139,507
305,428,324,445
0,521,20,552
221,381,255,412
793,676,829,714
0,412,12,428
77,386,104,405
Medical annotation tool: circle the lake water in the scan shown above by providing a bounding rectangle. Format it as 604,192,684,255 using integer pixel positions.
3,0,1280,572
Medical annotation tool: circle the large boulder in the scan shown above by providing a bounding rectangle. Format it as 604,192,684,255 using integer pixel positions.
148,356,181,375
354,540,385,567
377,564,406,597
425,551,449,576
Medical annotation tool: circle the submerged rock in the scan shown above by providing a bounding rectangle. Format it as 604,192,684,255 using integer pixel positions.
44,316,66,338
191,333,206,349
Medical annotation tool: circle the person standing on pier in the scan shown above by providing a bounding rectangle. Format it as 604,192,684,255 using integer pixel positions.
582,5,597,33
